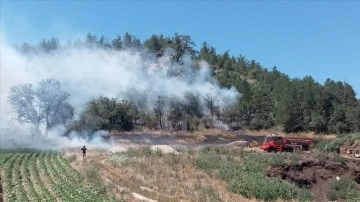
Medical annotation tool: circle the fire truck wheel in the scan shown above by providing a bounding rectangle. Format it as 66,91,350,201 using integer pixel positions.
270,148,277,153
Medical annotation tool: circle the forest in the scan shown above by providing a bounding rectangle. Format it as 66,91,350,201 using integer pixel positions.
11,32,360,135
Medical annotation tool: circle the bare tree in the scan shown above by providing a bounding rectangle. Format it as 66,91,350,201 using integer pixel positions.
8,79,73,135
36,79,71,135
8,84,42,131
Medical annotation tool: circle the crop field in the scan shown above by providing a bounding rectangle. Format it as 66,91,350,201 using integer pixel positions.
0,151,114,202
1,133,360,202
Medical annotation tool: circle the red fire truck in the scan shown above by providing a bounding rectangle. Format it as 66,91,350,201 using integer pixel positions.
260,134,313,153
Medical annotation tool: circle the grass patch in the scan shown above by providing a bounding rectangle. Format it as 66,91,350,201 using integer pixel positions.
198,186,222,202
327,178,360,201
109,154,130,166
317,133,360,152
109,146,313,201
228,171,311,201
195,151,312,201
195,151,222,173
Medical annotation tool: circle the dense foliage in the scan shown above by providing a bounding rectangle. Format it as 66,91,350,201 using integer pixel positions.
17,33,360,133
69,97,138,132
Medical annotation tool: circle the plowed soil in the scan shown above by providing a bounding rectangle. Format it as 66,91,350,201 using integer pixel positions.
266,153,360,202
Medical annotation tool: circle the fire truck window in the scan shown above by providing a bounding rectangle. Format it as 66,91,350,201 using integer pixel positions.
274,137,282,143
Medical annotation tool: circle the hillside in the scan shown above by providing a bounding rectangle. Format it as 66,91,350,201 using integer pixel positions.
15,33,360,135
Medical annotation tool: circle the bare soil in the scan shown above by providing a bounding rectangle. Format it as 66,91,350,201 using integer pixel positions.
0,170,3,202
266,153,360,202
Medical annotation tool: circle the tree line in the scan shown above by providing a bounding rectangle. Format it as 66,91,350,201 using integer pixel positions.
12,33,360,134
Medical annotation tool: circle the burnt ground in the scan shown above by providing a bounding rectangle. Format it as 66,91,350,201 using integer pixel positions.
107,132,265,146
266,153,360,202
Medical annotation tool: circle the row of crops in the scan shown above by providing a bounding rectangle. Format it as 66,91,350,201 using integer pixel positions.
0,152,116,202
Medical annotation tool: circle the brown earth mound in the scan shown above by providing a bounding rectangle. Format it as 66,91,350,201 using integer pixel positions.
266,153,360,201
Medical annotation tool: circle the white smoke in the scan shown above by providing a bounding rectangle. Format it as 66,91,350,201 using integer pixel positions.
0,34,240,149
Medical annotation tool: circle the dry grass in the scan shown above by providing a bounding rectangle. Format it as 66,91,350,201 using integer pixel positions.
66,148,258,202
62,128,341,201
65,146,320,202
107,148,252,202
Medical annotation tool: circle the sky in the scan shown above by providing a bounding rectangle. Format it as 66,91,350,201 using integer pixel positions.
1,0,360,97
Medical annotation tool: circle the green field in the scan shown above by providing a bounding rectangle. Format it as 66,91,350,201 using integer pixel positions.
0,151,114,202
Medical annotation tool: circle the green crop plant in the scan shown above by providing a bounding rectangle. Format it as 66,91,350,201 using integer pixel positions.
0,152,116,202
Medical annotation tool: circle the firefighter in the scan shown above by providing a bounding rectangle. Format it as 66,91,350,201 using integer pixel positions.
81,146,87,161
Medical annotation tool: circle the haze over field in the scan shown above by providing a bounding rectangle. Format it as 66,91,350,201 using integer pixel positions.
1,1,360,149
0,35,239,149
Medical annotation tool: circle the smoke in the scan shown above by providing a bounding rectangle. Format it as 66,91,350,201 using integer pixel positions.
0,34,240,149
0,126,112,150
